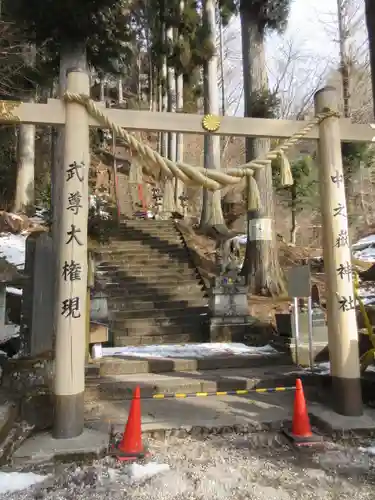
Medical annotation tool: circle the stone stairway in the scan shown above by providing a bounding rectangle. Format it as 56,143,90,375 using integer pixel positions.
83,352,296,435
85,350,294,401
93,219,208,346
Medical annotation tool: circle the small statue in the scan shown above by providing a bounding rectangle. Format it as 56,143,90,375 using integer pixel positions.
216,238,241,276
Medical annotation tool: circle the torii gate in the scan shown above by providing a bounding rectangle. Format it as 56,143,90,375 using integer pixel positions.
2,69,374,439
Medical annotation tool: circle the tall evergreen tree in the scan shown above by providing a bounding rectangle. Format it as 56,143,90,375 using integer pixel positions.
365,0,375,118
3,0,134,236
200,0,224,227
213,0,291,293
235,0,291,295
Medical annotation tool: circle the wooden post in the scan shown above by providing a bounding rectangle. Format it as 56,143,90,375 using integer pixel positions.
53,68,90,438
314,86,363,416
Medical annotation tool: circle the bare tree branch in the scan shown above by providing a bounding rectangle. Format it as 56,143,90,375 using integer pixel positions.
267,37,330,119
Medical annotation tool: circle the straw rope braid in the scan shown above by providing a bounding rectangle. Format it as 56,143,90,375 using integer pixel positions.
64,92,338,208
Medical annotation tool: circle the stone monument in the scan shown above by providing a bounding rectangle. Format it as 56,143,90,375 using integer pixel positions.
208,244,266,344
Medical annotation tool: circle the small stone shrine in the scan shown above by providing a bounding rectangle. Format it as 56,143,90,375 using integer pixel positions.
208,270,263,344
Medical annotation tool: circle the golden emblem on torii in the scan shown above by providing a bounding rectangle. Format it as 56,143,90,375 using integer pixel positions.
202,114,221,132
0,100,20,123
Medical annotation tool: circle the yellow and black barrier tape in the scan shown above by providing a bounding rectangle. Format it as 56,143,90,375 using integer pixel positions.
139,386,296,400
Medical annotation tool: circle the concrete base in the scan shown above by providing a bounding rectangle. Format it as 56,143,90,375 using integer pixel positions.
309,402,375,436
13,427,109,465
289,342,328,366
0,401,18,441
85,391,295,440
209,316,273,345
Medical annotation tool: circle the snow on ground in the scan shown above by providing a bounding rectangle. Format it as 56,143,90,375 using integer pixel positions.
96,343,278,360
128,463,170,482
5,286,22,296
3,435,375,500
359,446,375,456
0,233,27,270
353,234,375,263
0,472,48,494
0,232,27,296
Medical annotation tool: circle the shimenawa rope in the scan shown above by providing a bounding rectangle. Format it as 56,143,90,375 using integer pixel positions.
64,92,338,209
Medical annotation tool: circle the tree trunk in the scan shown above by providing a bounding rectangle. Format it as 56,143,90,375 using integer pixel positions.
99,78,105,101
240,8,285,295
14,120,35,213
200,0,225,228
14,43,36,214
175,0,185,211
166,26,177,162
118,77,124,104
337,0,350,118
136,51,142,103
290,184,297,245
160,11,168,157
218,6,226,116
365,0,375,118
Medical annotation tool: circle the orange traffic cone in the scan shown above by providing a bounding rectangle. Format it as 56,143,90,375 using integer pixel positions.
283,378,323,447
116,386,149,461
292,378,313,438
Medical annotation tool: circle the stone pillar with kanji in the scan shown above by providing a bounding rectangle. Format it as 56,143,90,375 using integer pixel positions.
314,86,362,417
53,69,90,438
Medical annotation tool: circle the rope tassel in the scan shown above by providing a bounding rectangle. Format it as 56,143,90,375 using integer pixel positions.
278,150,294,187
247,175,261,210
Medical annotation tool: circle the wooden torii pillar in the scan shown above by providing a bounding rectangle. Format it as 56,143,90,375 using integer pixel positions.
1,81,374,437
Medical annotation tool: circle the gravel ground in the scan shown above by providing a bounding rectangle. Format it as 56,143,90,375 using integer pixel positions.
3,433,375,500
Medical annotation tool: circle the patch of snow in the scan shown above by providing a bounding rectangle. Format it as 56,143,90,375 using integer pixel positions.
314,362,330,374
128,463,170,482
353,234,375,249
352,234,375,262
89,195,111,219
99,343,277,360
358,286,375,305
0,233,27,269
6,286,22,296
359,446,375,456
0,325,20,344
0,471,48,494
286,361,331,376
353,247,375,263
230,234,247,245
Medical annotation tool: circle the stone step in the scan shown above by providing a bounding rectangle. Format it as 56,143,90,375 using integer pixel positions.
119,222,178,230
97,255,191,267
90,352,293,376
94,249,187,260
96,255,189,266
103,285,206,298
111,236,182,245
112,331,204,346
97,268,197,279
110,314,208,333
107,239,183,248
119,220,176,226
84,364,296,401
115,230,182,239
103,279,204,291
120,220,176,225
103,277,202,289
107,298,206,311
112,306,207,320
97,262,194,273
107,288,206,301
117,235,181,243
